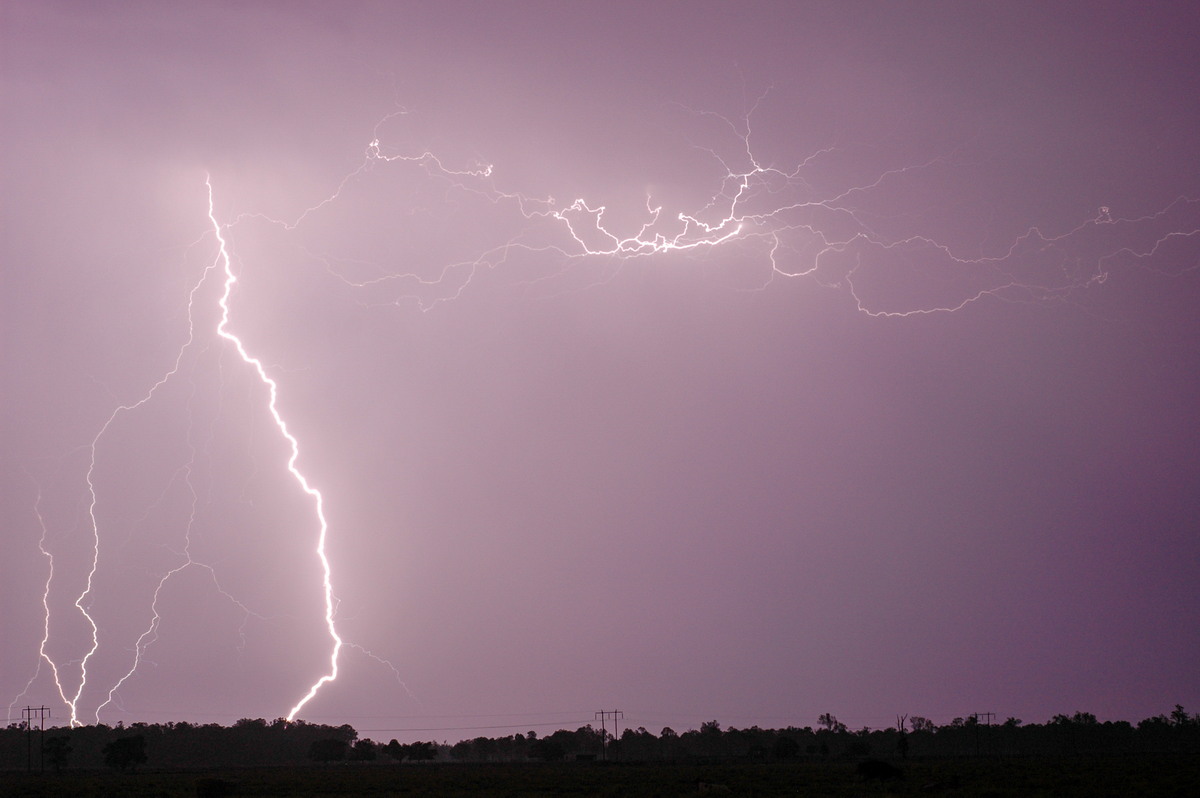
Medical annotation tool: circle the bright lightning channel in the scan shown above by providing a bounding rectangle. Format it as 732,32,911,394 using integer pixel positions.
206,177,342,721
7,483,72,723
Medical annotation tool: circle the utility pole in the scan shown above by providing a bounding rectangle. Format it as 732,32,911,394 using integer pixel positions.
22,706,51,773
594,709,624,761
971,712,994,757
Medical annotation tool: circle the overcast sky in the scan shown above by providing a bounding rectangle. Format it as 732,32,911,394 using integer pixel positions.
3,1,1198,739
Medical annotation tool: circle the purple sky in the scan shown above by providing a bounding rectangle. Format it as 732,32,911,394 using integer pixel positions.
3,1,1199,740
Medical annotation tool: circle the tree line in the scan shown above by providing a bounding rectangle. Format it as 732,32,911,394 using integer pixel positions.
441,706,1200,763
0,718,359,771
2,706,1197,771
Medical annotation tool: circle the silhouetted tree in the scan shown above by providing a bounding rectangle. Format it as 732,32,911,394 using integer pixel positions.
909,716,935,733
619,727,659,761
471,735,496,761
772,734,800,760
349,739,377,761
845,728,871,757
383,739,406,761
1051,711,1098,725
103,734,147,772
818,713,847,733
407,740,437,761
308,738,347,763
529,737,565,761
43,735,72,772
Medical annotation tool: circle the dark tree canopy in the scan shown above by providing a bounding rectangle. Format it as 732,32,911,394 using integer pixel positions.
308,738,348,763
103,734,146,772
43,735,72,772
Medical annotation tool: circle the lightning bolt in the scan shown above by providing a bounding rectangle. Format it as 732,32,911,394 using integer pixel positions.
206,178,343,721
6,481,72,722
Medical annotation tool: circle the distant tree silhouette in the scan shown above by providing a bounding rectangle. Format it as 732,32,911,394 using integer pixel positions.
619,727,660,761
529,737,565,761
43,735,72,772
471,735,496,761
308,737,347,763
909,716,935,733
349,739,377,761
817,713,847,733
845,729,871,758
407,740,438,761
772,734,800,760
103,734,147,772
383,739,406,761
1052,712,1098,725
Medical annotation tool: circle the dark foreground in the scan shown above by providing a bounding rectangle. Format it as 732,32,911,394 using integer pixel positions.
3,755,1198,797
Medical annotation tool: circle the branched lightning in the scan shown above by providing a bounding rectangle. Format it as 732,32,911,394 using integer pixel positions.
348,643,421,705
14,100,1198,728
294,107,1197,317
64,290,212,726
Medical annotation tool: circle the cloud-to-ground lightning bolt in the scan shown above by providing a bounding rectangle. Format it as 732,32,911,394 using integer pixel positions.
12,98,1198,726
9,178,345,725
206,177,343,721
7,481,72,721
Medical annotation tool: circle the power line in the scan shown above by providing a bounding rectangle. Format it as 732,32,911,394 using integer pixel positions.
358,719,594,734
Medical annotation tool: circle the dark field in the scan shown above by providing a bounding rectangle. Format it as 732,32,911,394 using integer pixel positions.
3,755,1199,797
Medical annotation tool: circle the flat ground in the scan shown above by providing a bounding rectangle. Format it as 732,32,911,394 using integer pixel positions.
2,755,1198,797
